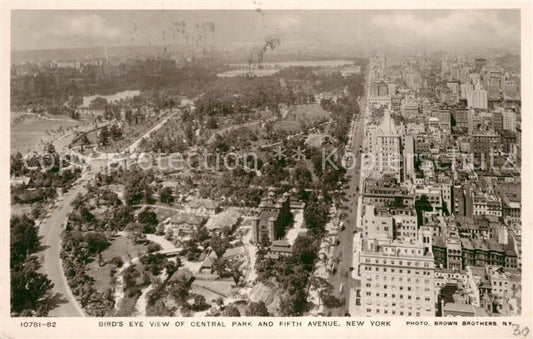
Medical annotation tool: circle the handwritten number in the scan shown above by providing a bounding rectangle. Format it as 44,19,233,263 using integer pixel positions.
513,324,530,337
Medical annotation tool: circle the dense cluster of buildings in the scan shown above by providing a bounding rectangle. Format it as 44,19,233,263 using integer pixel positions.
355,53,521,317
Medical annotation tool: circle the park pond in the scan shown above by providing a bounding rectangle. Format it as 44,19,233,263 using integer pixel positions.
82,89,141,107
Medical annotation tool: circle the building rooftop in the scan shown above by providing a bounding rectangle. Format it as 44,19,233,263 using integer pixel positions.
165,213,205,226
443,302,476,314
168,268,194,282
188,198,219,210
433,236,446,248
204,209,241,231
258,210,279,227
223,246,246,258
469,265,486,278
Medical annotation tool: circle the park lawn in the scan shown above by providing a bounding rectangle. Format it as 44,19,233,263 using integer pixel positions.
87,261,114,296
272,104,330,133
272,120,302,133
11,117,81,154
102,234,147,262
116,294,140,317
284,103,330,122
87,234,147,293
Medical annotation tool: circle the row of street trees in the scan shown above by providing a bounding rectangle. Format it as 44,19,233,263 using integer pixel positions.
10,215,56,316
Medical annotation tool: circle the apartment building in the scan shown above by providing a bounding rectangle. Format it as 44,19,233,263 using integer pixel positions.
360,235,436,317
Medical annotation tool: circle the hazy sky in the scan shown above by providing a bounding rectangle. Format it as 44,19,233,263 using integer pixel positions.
11,10,521,53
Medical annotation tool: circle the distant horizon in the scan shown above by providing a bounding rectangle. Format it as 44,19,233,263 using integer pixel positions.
11,9,521,55
11,41,264,52
10,42,372,65
10,45,520,67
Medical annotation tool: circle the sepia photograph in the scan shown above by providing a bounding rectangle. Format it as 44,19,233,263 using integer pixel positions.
1,1,532,338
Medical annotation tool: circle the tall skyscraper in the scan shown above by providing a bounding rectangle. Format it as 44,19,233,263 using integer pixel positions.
370,81,380,97
467,89,488,110
504,79,520,99
446,81,460,97
366,110,402,181
378,82,389,96
492,112,504,132
460,83,474,99
502,111,517,132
